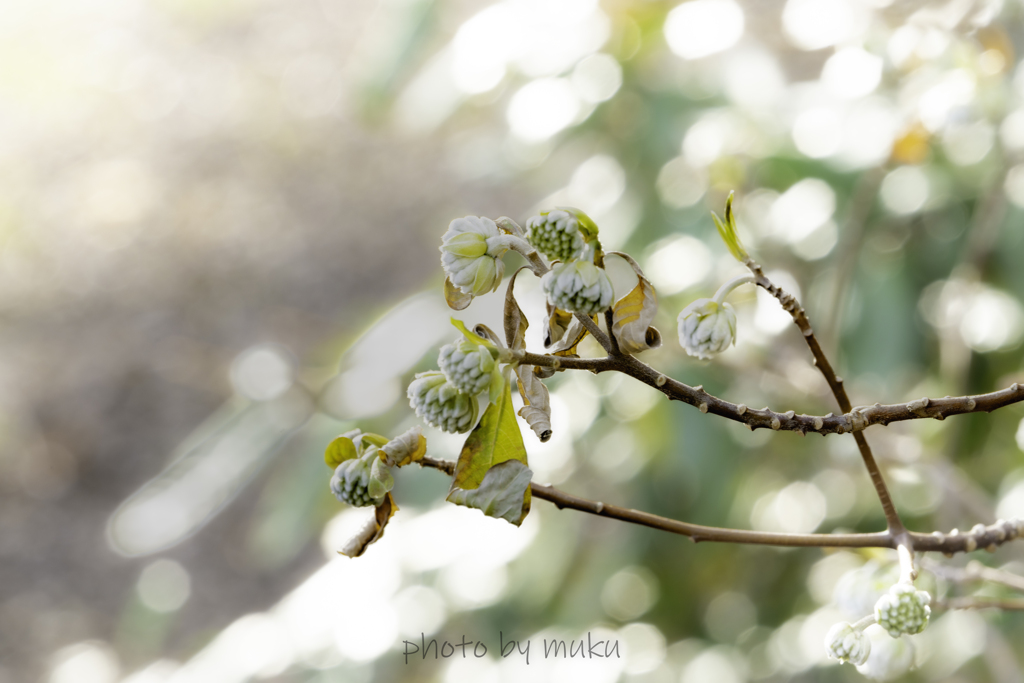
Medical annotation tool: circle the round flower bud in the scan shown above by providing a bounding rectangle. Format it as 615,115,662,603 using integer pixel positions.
329,450,381,508
874,583,931,637
407,370,479,434
677,299,737,359
856,625,916,681
440,216,509,296
526,210,585,262
438,338,496,396
824,622,871,666
541,260,614,316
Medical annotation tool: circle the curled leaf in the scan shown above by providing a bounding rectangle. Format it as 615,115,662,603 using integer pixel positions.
446,460,533,526
325,435,358,468
713,192,749,262
504,267,530,351
515,365,552,442
545,301,573,347
608,252,661,354
495,216,526,238
444,276,474,311
380,425,427,467
339,492,398,558
368,457,394,500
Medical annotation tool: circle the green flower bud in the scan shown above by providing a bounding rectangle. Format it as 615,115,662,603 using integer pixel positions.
824,622,871,666
541,260,614,316
330,448,384,507
440,216,509,296
407,370,479,434
526,210,585,262
677,299,737,359
874,583,931,637
438,338,496,396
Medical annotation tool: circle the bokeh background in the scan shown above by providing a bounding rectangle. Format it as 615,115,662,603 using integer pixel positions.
4,0,1024,681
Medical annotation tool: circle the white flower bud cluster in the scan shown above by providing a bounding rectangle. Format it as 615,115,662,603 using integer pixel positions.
541,260,614,315
526,210,585,262
677,299,737,359
824,622,871,666
438,338,496,396
407,370,478,434
330,450,379,508
439,216,509,296
874,584,931,637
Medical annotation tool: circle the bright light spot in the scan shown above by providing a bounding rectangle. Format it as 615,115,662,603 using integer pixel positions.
592,425,644,482
119,660,179,683
439,559,508,610
664,0,744,59
451,5,514,93
681,648,745,683
81,158,158,250
959,288,1024,352
811,469,856,519
888,25,949,67
792,107,843,158
393,585,448,638
1005,164,1024,208
880,166,929,215
619,623,666,675
444,656,501,683
724,48,785,108
807,551,863,605
48,642,119,683
836,97,899,169
333,601,399,661
684,110,756,166
1016,418,1024,451
606,379,661,421
919,69,975,132
997,478,1024,520
1000,109,1024,150
230,344,294,401
978,49,1006,76
943,120,993,166
601,566,659,620
919,610,987,678
754,271,801,335
821,48,883,99
792,221,838,261
782,0,861,51
656,157,707,208
137,559,191,613
643,235,712,294
752,481,826,533
705,592,757,643
566,155,625,214
507,78,580,141
856,625,915,680
770,178,836,241
571,53,621,103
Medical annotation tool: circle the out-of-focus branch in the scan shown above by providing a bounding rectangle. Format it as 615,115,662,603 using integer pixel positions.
923,557,1024,593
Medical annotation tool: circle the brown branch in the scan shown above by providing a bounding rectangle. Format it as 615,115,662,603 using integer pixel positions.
515,351,1024,436
923,557,1024,593
414,457,1024,554
744,260,905,535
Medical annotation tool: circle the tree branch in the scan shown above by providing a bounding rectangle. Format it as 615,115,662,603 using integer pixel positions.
414,457,1024,554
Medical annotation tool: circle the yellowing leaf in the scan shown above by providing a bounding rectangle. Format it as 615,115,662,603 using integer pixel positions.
325,435,357,468
446,460,533,525
545,302,573,347
444,276,473,311
447,377,532,525
608,251,661,354
339,492,398,558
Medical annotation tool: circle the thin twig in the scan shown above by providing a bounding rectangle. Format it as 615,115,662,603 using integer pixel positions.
744,259,906,535
514,351,1024,436
923,557,1024,593
934,597,1024,611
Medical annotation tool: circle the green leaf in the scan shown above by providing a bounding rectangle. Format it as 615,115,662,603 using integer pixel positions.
368,457,394,501
713,191,749,262
325,436,358,468
339,492,398,558
447,377,532,525
446,460,533,525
